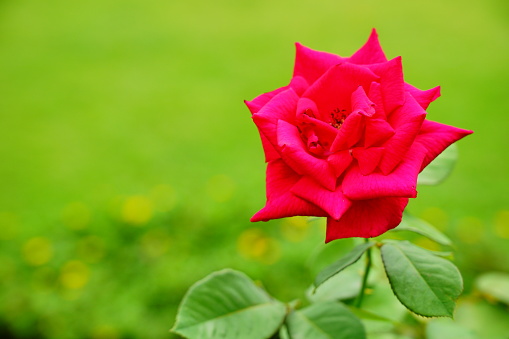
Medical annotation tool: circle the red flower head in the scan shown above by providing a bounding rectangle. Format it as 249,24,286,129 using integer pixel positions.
246,29,472,242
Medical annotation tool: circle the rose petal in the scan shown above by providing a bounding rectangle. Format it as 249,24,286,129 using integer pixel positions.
277,120,337,191
259,133,280,162
298,114,338,149
416,120,473,170
302,63,379,122
405,84,441,109
351,86,376,117
251,160,327,221
330,112,365,152
343,143,427,200
252,88,300,151
296,97,319,119
291,176,352,220
379,93,427,174
348,28,388,65
352,147,385,175
328,150,353,177
288,75,310,96
364,118,395,147
325,197,408,241
368,81,386,119
293,43,346,84
367,57,405,112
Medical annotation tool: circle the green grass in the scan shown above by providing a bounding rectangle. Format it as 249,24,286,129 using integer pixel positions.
0,0,508,338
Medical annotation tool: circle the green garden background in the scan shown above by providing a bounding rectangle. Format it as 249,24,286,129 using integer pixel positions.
0,0,508,338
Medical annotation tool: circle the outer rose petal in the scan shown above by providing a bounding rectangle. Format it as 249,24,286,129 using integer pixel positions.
347,29,388,65
415,120,473,170
367,57,405,112
251,159,327,222
405,83,441,109
245,76,309,114
291,176,352,220
277,120,337,191
245,87,287,114
343,143,427,200
325,197,408,241
252,88,300,158
259,132,280,162
379,93,427,174
293,43,346,84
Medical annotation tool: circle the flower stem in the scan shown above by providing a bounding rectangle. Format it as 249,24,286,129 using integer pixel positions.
355,238,372,308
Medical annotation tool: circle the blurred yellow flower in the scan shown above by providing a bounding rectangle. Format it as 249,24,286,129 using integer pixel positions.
23,237,53,266
280,216,310,242
121,195,153,226
237,228,280,265
60,260,90,290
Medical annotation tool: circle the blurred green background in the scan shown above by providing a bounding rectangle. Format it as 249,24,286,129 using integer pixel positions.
0,0,508,338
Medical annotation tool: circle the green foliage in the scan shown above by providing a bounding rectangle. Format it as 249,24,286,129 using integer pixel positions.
172,269,368,339
426,318,478,339
418,144,458,186
475,271,509,305
380,240,463,317
285,302,366,339
307,265,362,303
0,0,507,338
314,242,375,288
394,213,452,246
172,269,286,339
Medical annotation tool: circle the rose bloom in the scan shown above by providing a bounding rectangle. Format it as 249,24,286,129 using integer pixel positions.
246,29,472,242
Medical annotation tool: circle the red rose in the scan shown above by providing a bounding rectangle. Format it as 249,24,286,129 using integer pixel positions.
246,29,472,242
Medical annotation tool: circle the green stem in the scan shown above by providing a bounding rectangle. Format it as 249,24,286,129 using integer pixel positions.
355,239,372,308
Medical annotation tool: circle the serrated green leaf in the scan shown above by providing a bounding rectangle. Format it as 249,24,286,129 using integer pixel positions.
286,302,366,339
171,269,286,339
394,213,452,246
380,241,463,317
418,144,458,185
475,271,509,305
315,242,376,288
308,264,362,303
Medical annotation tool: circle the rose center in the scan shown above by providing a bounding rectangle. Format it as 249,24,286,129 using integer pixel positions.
330,108,348,129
